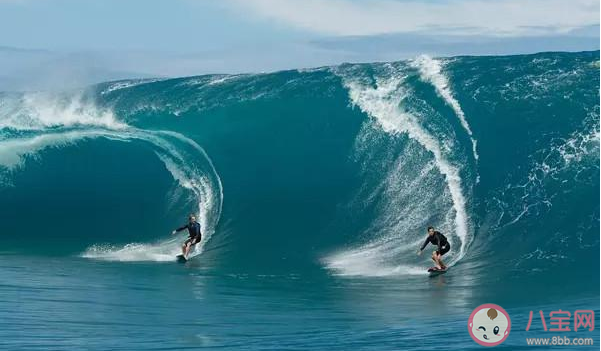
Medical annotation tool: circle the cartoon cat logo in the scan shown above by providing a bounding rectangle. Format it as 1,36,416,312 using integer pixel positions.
468,303,511,346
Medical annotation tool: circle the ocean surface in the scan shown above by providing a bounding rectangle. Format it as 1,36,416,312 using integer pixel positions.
0,51,599,350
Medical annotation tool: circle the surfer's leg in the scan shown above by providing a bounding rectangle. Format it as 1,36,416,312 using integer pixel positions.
440,243,451,269
432,251,442,269
438,256,445,270
184,236,201,258
182,238,191,256
439,245,450,269
184,241,192,257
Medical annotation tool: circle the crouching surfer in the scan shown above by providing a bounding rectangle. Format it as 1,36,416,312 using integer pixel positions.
172,214,202,259
417,226,450,270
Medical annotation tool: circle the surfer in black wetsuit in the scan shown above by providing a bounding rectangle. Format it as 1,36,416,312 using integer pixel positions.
172,214,202,258
417,226,450,270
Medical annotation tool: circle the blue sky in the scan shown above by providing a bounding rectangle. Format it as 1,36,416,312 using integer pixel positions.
0,0,598,90
0,1,314,51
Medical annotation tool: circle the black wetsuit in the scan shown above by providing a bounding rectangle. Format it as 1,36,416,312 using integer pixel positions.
420,231,450,256
175,221,202,244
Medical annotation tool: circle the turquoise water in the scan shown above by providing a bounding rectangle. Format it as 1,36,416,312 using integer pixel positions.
0,51,599,350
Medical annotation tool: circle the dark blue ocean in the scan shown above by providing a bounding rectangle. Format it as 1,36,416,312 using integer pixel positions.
0,51,599,350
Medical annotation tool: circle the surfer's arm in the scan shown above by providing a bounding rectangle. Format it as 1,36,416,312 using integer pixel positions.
172,224,188,235
419,237,429,251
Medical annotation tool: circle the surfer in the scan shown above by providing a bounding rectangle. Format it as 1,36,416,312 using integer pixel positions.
417,226,450,270
171,214,202,258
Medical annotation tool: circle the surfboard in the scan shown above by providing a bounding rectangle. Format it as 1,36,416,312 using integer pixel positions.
176,254,187,263
428,267,448,276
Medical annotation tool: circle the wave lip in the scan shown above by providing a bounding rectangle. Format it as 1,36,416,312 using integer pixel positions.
411,55,479,163
0,92,127,131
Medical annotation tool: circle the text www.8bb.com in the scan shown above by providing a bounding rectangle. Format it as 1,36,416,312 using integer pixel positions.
526,336,593,346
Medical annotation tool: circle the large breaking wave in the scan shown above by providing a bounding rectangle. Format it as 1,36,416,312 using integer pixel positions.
0,51,598,285
0,92,222,261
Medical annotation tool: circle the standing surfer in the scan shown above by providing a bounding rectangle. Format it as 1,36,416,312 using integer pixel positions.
172,214,202,259
417,226,450,270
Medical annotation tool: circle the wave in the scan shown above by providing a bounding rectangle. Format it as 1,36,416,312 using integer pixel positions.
0,93,223,262
324,63,473,276
0,51,598,282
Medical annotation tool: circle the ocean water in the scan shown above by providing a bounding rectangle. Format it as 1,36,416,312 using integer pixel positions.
0,51,599,350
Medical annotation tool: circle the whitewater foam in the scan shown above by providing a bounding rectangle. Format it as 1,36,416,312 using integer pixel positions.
411,55,479,164
326,66,473,276
348,73,471,254
81,242,178,262
0,92,127,130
